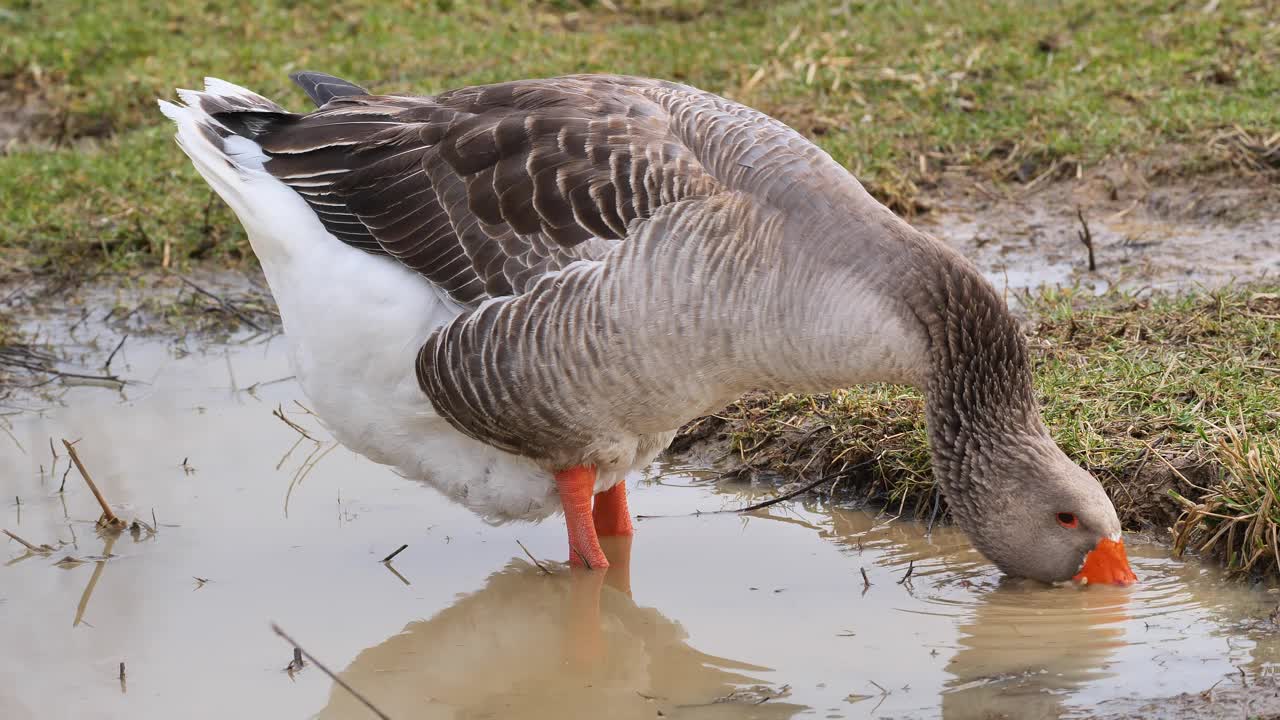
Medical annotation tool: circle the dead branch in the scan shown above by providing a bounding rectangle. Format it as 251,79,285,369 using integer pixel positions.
271,623,391,720
517,540,553,575
62,439,125,528
174,274,265,331
733,454,880,514
3,528,54,553
103,334,128,372
272,405,317,442
897,560,915,585
1076,206,1097,272
380,544,408,564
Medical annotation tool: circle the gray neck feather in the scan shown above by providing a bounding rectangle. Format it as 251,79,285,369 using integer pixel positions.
894,227,1047,524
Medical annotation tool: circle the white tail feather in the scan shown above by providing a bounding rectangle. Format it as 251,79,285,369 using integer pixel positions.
158,78,557,522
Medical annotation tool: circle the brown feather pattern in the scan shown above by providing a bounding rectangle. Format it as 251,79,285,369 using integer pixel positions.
240,76,759,306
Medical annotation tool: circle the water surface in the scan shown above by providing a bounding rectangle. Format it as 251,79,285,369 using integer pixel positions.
2,333,1277,719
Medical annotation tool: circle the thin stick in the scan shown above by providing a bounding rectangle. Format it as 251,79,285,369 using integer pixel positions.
272,405,317,442
897,560,915,585
75,535,116,627
861,567,872,588
103,335,128,372
633,457,876,521
175,275,265,331
4,528,52,553
517,540,553,575
62,439,123,527
271,624,391,720
734,455,880,514
1076,206,1097,272
569,542,593,570
382,563,410,586
380,544,408,564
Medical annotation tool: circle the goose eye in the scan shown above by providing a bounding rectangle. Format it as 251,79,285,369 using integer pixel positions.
1056,512,1079,529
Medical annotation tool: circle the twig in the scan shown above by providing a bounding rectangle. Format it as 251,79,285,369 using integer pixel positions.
0,353,123,385
382,563,410,586
1076,206,1097,272
860,567,872,588
62,439,124,528
103,334,128,372
569,542,594,571
733,455,880,514
380,544,408,564
897,560,915,585
635,456,879,521
59,462,72,493
271,623,391,720
3,528,54,553
517,540,553,575
74,534,116,627
272,405,317,442
174,274,265,331
286,646,304,673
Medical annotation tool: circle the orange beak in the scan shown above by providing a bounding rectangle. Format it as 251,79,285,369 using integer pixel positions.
1073,537,1137,585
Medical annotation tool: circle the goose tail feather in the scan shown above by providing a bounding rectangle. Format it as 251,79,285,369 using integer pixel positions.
157,78,312,264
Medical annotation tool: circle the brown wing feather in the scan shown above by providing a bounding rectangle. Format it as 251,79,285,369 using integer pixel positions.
241,76,728,306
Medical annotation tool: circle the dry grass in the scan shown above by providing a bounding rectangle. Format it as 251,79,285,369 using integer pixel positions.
1172,424,1280,576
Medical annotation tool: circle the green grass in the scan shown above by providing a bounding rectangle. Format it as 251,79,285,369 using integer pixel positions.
1,0,1277,273
684,285,1280,574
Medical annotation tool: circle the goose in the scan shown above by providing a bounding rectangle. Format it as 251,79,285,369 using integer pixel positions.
317,557,802,720
158,72,1135,585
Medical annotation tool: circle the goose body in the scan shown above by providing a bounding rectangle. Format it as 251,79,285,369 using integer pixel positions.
160,72,1134,584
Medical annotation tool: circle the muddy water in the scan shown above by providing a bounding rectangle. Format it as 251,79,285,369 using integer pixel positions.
3,336,1280,720
922,200,1280,295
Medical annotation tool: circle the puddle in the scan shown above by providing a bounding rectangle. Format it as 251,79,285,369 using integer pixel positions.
922,200,1280,295
4,333,1280,720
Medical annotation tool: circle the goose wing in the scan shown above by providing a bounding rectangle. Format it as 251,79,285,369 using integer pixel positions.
232,74,855,307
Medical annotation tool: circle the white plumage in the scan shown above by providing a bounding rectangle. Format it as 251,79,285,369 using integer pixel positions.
161,81,609,522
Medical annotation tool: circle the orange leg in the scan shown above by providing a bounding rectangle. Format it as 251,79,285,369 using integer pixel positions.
599,535,633,597
564,567,607,670
593,481,635,537
556,465,609,570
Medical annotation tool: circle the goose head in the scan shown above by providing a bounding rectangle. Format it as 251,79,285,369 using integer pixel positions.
907,243,1136,586
941,435,1136,585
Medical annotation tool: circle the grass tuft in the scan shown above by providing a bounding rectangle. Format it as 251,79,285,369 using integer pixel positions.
1172,424,1280,576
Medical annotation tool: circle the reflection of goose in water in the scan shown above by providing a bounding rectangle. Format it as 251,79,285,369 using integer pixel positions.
318,543,802,720
763,504,1127,719
939,579,1128,720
